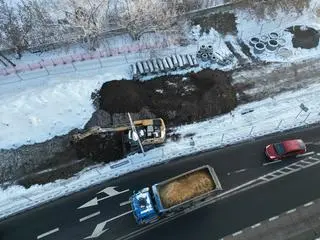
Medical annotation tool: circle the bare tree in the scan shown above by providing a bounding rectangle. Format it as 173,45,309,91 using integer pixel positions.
236,0,309,19
20,0,60,52
0,0,31,57
114,0,183,40
51,0,111,50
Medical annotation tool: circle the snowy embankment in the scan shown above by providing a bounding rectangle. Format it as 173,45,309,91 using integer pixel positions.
1,80,320,220
1,0,320,220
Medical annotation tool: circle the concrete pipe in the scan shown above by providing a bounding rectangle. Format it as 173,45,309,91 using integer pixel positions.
186,55,194,66
254,42,266,54
278,47,292,58
196,50,202,58
152,59,160,73
201,53,209,61
165,57,174,70
181,55,189,67
200,45,207,53
207,45,213,53
142,61,150,73
269,32,279,40
277,38,286,47
157,58,165,72
249,37,260,46
171,55,179,68
260,35,269,43
191,55,199,67
266,39,279,51
210,54,217,63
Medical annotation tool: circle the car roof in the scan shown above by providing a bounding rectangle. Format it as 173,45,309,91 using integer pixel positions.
282,139,305,152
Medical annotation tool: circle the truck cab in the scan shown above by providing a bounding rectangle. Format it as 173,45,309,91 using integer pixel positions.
130,187,160,224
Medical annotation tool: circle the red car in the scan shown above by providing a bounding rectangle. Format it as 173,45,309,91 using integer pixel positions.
265,139,306,160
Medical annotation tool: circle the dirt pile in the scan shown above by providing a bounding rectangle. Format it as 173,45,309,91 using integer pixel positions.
159,170,215,209
286,26,319,49
98,69,237,127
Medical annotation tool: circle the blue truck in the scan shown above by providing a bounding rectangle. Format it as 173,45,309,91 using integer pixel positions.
130,165,222,224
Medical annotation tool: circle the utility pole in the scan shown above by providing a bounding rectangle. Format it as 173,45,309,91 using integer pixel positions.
127,113,145,156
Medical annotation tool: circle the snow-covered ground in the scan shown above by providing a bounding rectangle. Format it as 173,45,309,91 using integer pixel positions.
1,78,320,220
237,0,320,62
1,0,320,220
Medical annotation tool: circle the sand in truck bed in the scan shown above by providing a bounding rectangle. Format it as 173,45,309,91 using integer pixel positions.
159,169,216,209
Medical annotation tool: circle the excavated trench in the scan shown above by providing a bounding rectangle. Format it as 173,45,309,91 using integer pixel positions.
286,25,319,49
1,69,237,187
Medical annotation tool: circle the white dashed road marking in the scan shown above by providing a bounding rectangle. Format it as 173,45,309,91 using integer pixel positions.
37,228,59,239
120,200,131,207
232,230,243,236
286,209,296,214
304,201,314,207
269,216,279,221
79,211,101,222
251,223,261,228
235,168,247,173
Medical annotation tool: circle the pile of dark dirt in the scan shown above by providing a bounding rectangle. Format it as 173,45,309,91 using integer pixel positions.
286,26,319,49
192,12,237,35
98,69,237,127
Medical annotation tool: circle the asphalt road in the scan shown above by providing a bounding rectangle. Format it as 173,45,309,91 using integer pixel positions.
1,124,320,240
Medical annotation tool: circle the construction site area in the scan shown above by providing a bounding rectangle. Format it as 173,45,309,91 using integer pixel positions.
0,3,319,190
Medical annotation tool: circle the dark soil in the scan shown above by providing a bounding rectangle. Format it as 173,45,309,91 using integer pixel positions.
74,69,237,164
98,69,237,127
286,26,319,49
192,12,237,35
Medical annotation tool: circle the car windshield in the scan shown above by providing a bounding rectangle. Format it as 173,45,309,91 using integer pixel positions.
274,143,286,155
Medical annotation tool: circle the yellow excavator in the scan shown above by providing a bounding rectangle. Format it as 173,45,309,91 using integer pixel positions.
71,117,166,147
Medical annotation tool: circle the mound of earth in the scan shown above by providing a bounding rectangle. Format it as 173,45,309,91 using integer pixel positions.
286,25,319,49
98,69,237,127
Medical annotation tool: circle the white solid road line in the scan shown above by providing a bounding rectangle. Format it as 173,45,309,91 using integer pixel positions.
120,200,131,207
37,228,59,239
79,211,101,222
263,159,281,166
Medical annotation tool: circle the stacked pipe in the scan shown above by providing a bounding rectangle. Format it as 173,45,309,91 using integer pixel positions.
132,54,199,79
249,31,287,54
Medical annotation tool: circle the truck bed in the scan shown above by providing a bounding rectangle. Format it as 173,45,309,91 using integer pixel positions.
156,166,219,209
